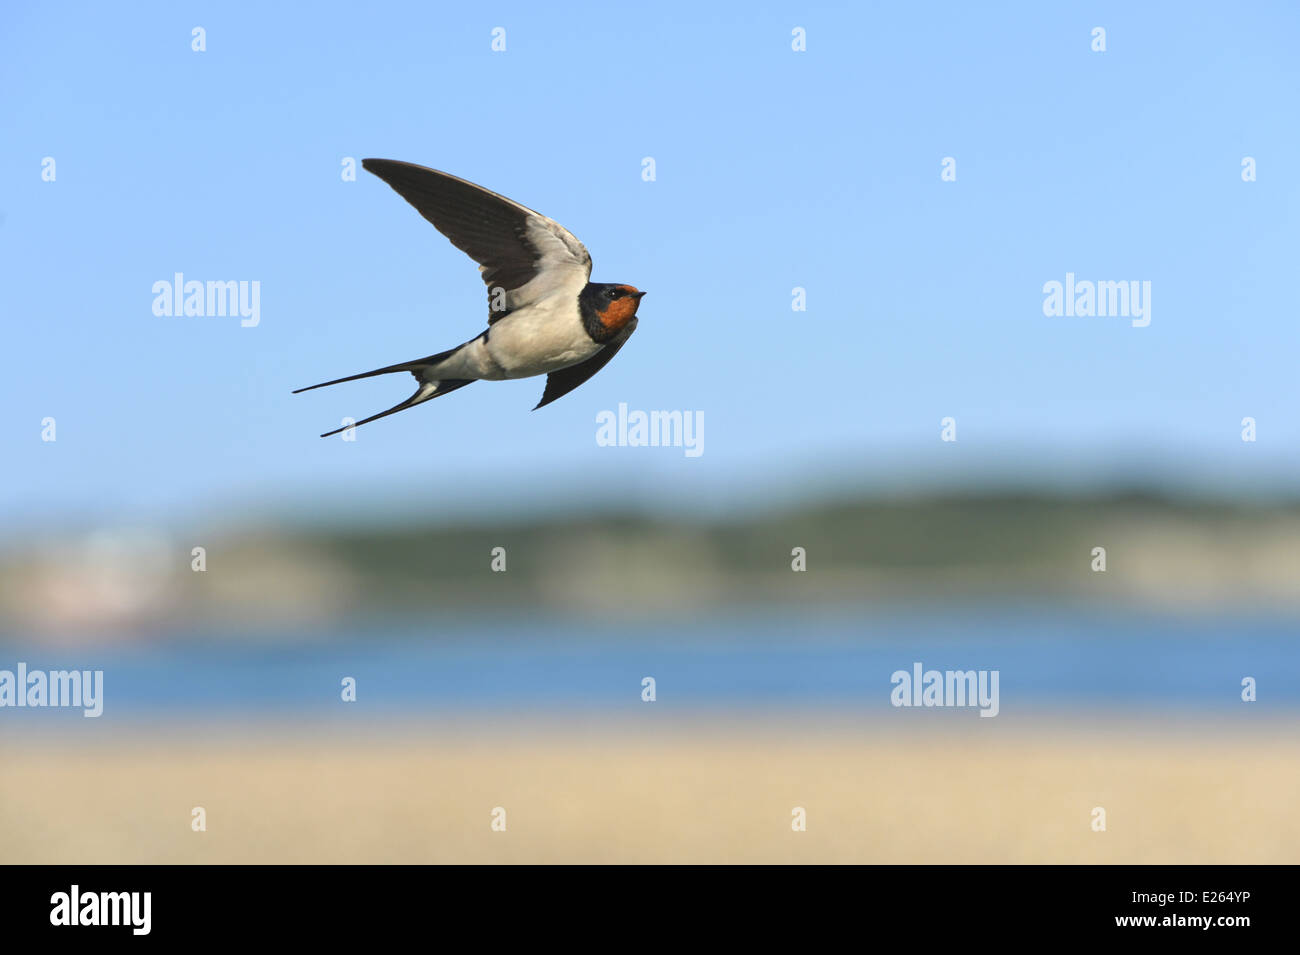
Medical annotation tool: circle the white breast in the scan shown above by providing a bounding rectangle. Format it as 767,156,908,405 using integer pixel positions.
479,296,599,379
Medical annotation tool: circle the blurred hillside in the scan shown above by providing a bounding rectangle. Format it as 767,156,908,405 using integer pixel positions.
2,491,1298,637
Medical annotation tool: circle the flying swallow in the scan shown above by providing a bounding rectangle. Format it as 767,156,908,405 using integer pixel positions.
294,159,645,437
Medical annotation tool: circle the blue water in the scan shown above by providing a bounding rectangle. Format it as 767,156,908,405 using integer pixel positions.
1,607,1296,722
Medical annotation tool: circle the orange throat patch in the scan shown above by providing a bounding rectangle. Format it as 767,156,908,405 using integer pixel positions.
597,297,639,333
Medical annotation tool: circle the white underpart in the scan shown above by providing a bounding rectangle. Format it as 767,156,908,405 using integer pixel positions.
422,293,601,382
486,294,601,378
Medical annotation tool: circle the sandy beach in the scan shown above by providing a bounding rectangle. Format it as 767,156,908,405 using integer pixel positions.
2,718,1296,864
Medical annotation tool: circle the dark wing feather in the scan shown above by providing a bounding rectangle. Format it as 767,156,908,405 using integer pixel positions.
533,320,638,410
362,159,591,323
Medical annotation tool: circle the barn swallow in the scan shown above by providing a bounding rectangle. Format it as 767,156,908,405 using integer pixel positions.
295,159,645,437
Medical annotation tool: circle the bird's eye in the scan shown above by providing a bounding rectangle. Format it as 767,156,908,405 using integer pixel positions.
607,288,621,299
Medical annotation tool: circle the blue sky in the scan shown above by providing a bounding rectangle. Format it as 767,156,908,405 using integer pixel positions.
3,1,1298,533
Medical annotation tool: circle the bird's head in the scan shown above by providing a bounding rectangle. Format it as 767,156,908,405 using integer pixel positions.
583,283,646,335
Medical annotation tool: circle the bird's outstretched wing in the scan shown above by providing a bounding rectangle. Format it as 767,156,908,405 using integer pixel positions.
534,320,638,410
362,159,592,324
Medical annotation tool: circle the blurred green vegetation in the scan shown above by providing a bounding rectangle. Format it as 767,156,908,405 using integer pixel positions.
253,491,1300,615
4,491,1297,633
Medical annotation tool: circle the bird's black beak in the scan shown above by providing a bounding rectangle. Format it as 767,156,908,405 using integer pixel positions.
633,291,647,300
